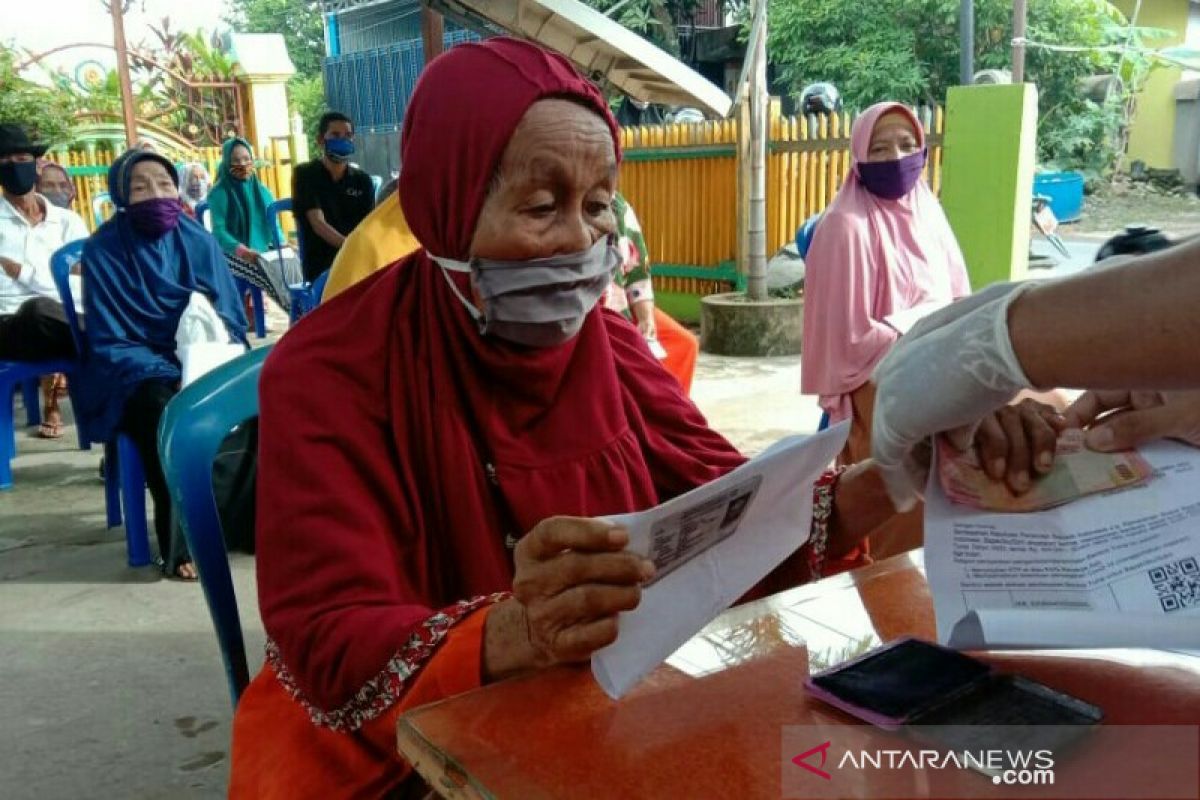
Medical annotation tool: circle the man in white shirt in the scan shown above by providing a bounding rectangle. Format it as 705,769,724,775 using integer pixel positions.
0,123,88,362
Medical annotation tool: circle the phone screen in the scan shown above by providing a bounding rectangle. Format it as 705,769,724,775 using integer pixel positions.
810,639,990,720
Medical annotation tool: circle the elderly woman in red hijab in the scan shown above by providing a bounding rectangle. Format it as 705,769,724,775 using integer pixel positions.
229,40,1048,798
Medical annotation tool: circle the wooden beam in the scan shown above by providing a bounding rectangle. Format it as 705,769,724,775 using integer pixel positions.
422,7,445,65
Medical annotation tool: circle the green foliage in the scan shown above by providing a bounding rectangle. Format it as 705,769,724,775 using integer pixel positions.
767,0,1130,173
583,0,678,53
0,46,77,146
287,73,327,153
5,1,324,151
581,0,744,57
224,0,326,78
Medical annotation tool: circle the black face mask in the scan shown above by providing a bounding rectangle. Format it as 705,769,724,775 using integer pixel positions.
0,161,38,196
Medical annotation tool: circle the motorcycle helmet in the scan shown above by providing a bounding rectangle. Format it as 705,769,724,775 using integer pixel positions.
1094,225,1173,263
799,83,842,115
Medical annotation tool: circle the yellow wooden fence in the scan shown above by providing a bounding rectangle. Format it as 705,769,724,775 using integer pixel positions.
619,105,945,296
49,138,297,236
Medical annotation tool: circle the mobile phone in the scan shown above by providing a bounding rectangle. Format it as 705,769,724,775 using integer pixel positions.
805,637,1103,730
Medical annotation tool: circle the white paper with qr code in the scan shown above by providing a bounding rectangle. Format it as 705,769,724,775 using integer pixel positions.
925,440,1200,651
591,421,849,699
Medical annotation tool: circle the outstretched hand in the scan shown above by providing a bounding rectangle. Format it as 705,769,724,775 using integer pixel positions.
1066,390,1200,451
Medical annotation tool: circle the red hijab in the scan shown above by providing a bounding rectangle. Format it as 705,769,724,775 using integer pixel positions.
256,38,745,718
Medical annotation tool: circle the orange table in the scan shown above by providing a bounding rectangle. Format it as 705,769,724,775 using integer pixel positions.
397,552,1200,799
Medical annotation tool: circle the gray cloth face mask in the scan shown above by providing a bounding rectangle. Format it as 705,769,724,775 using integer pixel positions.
433,235,619,348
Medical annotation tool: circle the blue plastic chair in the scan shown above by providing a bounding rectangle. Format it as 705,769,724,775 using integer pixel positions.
288,268,330,322
817,410,830,432
266,197,300,262
370,174,382,198
159,344,271,706
91,192,114,229
195,201,211,231
795,212,822,259
50,242,153,567
1,358,78,489
266,198,324,324
197,201,267,339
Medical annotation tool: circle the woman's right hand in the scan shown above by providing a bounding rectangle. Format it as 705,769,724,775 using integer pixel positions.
483,517,655,681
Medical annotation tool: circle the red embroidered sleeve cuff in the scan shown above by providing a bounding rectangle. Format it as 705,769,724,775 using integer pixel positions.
268,592,509,732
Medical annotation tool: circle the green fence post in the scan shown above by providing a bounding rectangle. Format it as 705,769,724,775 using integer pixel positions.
939,83,1039,288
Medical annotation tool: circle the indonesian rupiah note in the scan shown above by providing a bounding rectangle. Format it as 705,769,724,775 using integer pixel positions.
938,428,1154,512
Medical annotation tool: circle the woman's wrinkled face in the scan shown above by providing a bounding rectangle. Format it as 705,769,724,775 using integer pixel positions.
128,160,179,204
469,99,618,262
229,145,254,180
37,168,73,200
867,112,921,163
185,167,208,199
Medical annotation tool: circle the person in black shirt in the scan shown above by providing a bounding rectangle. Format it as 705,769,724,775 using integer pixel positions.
292,112,375,281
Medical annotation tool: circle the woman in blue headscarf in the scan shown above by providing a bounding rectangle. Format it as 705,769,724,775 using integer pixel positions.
79,148,248,579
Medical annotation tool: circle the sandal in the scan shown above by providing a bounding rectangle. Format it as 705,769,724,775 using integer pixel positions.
174,562,200,582
159,556,199,582
37,375,66,439
37,419,63,439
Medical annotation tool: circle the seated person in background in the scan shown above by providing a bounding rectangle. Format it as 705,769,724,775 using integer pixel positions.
602,192,699,394
802,101,970,464
33,161,81,436
37,161,76,211
292,111,375,282
178,162,211,219
207,138,279,264
0,124,89,439
320,175,421,302
77,149,247,580
228,39,1055,797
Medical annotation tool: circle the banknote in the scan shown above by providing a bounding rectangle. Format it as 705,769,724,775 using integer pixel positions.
938,428,1154,512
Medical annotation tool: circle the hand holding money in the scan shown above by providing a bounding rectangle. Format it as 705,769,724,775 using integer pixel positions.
938,428,1153,512
961,398,1068,494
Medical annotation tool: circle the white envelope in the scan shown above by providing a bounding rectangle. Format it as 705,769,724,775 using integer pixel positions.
591,422,850,698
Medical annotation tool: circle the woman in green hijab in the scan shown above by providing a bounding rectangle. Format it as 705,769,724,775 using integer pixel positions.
206,138,281,261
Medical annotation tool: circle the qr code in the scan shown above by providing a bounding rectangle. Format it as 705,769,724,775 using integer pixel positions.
1148,556,1200,613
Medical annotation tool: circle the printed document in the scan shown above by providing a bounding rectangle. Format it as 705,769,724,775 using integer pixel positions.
591,422,849,698
925,441,1200,650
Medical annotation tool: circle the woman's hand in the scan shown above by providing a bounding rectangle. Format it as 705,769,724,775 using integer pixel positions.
633,299,656,340
483,517,655,681
965,398,1067,493
1065,390,1200,450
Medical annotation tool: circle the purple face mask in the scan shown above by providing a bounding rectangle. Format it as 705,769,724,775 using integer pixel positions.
126,197,183,238
857,149,927,201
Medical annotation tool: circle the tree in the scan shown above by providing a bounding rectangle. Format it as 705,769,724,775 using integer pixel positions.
224,0,326,78
582,0,744,60
0,45,78,146
768,0,1127,173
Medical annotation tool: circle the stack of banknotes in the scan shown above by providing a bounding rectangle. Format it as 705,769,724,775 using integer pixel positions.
938,428,1154,512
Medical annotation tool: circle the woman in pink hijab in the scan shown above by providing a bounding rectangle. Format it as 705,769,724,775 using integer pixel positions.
802,101,970,465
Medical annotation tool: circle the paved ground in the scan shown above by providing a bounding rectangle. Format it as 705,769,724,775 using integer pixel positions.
0,317,819,798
